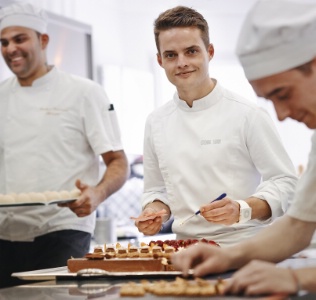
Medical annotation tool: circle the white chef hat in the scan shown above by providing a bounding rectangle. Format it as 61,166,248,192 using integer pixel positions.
236,0,316,80
0,2,47,34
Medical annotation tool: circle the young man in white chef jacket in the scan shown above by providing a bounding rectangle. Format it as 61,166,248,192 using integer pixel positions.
0,3,129,287
135,6,297,246
172,0,316,296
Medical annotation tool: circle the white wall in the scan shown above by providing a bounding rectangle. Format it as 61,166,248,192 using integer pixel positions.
1,0,313,172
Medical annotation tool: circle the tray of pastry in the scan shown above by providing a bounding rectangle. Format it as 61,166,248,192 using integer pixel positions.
0,189,80,207
67,240,220,275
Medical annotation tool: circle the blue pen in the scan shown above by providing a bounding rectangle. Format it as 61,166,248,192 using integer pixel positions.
179,193,227,226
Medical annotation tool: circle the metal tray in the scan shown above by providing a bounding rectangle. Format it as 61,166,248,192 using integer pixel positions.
0,199,76,207
12,266,188,281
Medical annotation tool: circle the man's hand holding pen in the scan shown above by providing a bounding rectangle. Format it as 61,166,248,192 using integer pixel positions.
200,196,240,225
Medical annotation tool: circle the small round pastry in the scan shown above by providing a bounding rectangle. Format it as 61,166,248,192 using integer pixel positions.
163,246,175,259
93,246,104,254
105,245,116,259
139,246,152,258
43,191,53,201
117,247,128,258
46,191,61,201
105,245,116,258
70,188,81,198
16,193,32,203
152,245,163,258
8,193,17,201
128,246,139,258
59,190,71,199
85,248,105,259
1,195,15,204
29,192,46,202
105,246,116,253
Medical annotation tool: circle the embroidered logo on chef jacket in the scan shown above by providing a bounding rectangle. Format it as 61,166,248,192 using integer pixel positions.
40,107,68,115
200,139,221,146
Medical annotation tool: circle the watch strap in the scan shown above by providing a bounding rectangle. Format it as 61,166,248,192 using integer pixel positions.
235,200,251,223
235,200,250,210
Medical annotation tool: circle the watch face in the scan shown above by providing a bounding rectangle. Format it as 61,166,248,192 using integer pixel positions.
242,208,251,219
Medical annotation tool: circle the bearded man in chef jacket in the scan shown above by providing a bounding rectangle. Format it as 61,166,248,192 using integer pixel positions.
0,3,129,288
135,6,297,246
172,0,316,296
